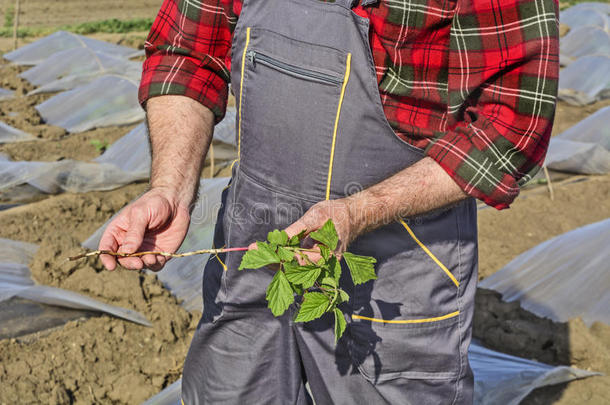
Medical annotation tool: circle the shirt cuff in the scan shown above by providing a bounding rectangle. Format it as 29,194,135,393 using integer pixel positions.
424,128,521,210
138,53,229,124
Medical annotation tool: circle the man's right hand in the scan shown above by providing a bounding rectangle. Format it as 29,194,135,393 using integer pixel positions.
98,187,191,272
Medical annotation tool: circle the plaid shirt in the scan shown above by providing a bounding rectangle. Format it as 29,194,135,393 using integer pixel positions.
140,0,559,209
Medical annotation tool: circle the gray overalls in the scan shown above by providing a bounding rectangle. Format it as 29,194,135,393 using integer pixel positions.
182,0,478,403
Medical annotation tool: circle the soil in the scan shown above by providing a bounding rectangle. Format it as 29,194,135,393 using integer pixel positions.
0,0,163,28
0,4,608,403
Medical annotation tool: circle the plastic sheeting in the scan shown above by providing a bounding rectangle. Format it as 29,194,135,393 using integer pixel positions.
141,379,181,405
21,48,142,95
0,87,14,101
0,121,33,144
480,219,610,326
545,106,610,174
83,177,230,312
0,157,147,196
560,6,610,31
471,342,599,405
213,107,237,146
4,31,138,66
560,26,610,63
36,75,144,133
558,55,610,105
0,238,150,326
141,341,599,405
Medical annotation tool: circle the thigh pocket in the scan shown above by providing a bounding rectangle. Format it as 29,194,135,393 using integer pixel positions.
234,27,350,194
348,212,464,383
349,312,461,383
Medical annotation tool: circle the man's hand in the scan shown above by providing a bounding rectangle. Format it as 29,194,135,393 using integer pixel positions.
283,199,357,264
99,188,191,271
98,95,215,272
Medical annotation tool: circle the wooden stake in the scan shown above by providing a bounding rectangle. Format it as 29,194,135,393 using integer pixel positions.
209,142,215,177
543,165,554,201
12,0,20,51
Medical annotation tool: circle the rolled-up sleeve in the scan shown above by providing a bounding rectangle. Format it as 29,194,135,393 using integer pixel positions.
425,0,559,209
139,0,238,123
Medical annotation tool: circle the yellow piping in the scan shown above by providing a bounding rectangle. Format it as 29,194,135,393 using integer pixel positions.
237,27,251,159
352,310,460,324
399,219,460,288
325,53,352,200
212,244,228,271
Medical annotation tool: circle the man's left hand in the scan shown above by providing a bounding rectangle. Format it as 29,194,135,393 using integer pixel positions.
283,198,360,263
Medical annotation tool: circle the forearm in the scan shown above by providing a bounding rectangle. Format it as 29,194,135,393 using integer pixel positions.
146,95,215,206
347,157,467,236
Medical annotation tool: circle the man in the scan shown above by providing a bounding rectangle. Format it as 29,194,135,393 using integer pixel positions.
100,0,558,403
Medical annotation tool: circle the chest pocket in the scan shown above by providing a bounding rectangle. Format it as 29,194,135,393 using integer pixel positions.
234,27,351,199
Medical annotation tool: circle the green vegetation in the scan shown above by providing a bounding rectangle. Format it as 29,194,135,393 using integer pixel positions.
239,219,377,342
0,17,153,38
90,139,109,153
4,5,14,29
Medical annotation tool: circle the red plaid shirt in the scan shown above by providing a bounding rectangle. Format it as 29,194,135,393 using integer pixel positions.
139,0,559,209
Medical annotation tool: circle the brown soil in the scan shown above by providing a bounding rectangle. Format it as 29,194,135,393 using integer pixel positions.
0,0,162,28
0,5,608,403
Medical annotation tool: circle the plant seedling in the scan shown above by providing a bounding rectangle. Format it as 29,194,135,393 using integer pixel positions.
238,219,376,342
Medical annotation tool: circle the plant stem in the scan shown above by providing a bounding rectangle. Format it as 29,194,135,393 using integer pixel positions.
67,246,249,262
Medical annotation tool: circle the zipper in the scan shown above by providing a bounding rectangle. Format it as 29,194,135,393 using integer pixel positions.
247,50,343,86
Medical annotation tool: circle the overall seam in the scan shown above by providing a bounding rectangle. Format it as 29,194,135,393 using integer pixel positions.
451,210,465,405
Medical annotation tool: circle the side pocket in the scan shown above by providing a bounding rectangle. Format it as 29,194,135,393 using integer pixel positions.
350,314,461,382
347,211,464,383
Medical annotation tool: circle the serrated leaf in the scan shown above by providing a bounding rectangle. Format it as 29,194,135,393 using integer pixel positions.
265,270,294,316
267,229,289,246
288,230,307,247
320,276,337,288
284,262,321,289
338,289,350,304
310,219,338,251
295,292,330,322
334,308,347,342
277,246,295,262
343,252,377,285
327,256,341,282
319,245,331,262
238,242,281,270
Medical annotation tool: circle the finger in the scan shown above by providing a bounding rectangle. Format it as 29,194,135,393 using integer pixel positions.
117,256,145,270
120,208,149,254
156,255,167,267
141,253,158,269
99,227,119,271
284,218,308,239
147,262,164,272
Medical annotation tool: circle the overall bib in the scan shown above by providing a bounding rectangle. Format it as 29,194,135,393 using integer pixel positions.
182,0,478,403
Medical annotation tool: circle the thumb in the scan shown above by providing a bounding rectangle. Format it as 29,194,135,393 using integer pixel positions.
284,218,308,239
120,209,149,254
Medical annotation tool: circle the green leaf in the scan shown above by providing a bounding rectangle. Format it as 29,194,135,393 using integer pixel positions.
320,276,337,289
284,262,322,289
343,252,377,285
238,242,281,270
319,245,331,262
294,292,330,322
327,256,341,282
267,229,289,246
277,246,295,262
265,270,294,316
310,219,338,251
338,289,350,304
288,230,307,247
334,308,347,342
